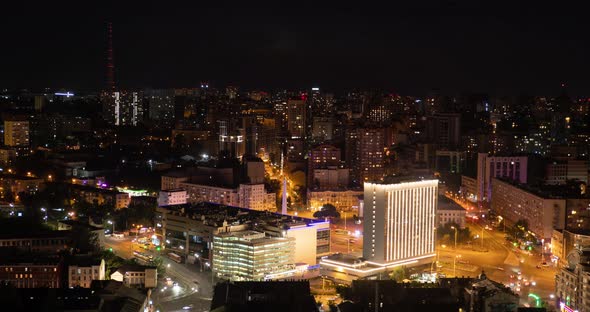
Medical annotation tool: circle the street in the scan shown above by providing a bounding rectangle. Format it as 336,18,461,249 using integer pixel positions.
437,222,557,308
104,236,214,312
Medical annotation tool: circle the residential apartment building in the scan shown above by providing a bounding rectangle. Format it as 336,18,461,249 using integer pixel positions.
308,144,341,187
350,128,385,184
4,119,30,148
308,189,363,212
491,178,565,240
157,189,188,206
477,153,527,202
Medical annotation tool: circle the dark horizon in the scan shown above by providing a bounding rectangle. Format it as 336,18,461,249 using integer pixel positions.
1,2,590,96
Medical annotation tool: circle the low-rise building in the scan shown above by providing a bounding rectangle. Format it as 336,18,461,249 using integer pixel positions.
466,273,519,312
110,264,157,288
0,231,71,254
0,147,16,167
211,281,317,312
57,220,105,250
68,257,106,288
0,256,62,288
308,189,363,212
155,202,330,264
0,174,44,196
437,197,467,228
213,230,296,281
157,189,187,206
69,184,130,209
179,182,274,211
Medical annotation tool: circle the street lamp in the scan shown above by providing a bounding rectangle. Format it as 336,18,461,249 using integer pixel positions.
450,226,458,250
107,220,115,233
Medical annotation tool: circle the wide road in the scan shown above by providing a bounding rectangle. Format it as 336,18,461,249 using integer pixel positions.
104,236,214,312
437,222,557,308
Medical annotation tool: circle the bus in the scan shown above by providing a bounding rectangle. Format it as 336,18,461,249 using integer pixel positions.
168,252,183,264
133,251,153,264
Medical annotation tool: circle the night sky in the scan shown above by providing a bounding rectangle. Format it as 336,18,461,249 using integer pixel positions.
1,2,589,95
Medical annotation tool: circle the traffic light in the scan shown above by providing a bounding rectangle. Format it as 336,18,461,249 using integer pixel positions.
156,246,161,251
109,247,113,252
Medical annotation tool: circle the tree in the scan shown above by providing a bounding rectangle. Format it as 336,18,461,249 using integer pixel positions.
71,225,101,254
313,204,340,219
437,222,472,244
126,201,155,227
152,257,166,274
510,219,529,240
335,285,353,300
390,266,408,281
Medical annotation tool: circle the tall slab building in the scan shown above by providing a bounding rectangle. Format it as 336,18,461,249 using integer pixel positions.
363,179,438,265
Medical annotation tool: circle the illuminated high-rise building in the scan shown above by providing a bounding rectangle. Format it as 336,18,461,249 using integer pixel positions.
100,90,144,126
4,118,30,148
353,128,385,183
145,88,175,127
363,179,438,265
286,98,306,139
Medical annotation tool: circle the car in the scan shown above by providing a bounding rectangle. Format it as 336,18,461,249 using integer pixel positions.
541,262,550,267
182,304,193,310
496,267,504,271
173,282,179,287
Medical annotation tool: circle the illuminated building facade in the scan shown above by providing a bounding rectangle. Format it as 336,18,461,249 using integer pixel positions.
363,180,437,264
476,153,528,202
100,90,144,126
286,98,306,139
4,119,30,148
212,230,296,281
490,178,566,240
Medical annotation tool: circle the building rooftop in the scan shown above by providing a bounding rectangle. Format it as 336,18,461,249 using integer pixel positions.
0,254,61,265
113,264,156,275
158,202,328,230
438,196,466,211
0,230,71,240
373,175,438,185
69,255,103,267
494,177,589,199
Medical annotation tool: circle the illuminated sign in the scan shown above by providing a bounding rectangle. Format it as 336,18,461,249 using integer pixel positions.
54,92,74,97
